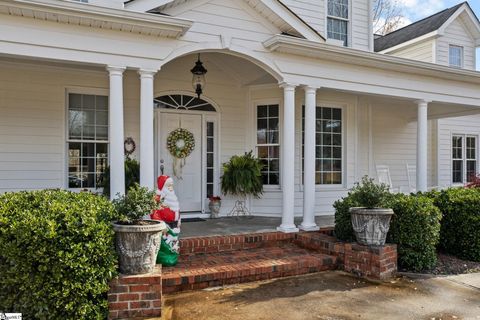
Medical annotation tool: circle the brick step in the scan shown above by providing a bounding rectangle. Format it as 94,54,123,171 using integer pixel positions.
162,243,337,294
179,228,334,256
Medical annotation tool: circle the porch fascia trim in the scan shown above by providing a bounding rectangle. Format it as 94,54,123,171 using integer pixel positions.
0,0,193,38
263,35,480,84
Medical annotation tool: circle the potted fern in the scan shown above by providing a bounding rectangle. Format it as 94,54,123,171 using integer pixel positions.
112,184,167,275
220,151,263,216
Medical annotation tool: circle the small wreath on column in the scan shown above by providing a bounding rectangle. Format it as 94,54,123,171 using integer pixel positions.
166,128,195,179
124,137,136,157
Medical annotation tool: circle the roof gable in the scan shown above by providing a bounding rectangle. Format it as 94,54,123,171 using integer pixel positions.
375,2,480,52
126,0,325,42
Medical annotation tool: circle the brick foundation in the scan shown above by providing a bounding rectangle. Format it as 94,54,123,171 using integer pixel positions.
108,266,162,320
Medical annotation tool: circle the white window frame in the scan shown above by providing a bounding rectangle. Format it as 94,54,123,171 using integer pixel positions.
65,88,109,192
253,100,282,190
301,104,346,189
449,45,464,68
326,0,350,47
451,133,478,185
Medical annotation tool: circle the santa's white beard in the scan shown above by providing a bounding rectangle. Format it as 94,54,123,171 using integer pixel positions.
161,189,180,213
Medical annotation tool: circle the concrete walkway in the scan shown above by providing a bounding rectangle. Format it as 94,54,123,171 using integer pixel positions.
181,215,335,238
163,271,480,320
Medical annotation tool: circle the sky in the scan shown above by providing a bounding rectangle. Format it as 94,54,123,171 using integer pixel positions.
398,0,480,70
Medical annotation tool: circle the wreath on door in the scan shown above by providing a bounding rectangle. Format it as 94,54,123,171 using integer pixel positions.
166,128,195,179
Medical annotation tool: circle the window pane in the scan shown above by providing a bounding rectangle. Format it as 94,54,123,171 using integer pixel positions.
257,105,268,118
449,45,463,68
328,0,348,18
256,105,280,185
207,153,214,167
96,96,108,110
453,160,463,183
207,137,214,152
327,18,348,46
83,95,95,109
467,160,477,182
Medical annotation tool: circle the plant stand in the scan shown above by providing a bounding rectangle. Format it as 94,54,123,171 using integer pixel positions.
228,200,252,218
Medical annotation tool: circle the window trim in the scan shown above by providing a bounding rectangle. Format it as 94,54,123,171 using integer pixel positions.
253,99,282,190
326,0,351,47
451,133,478,185
301,104,346,189
65,87,109,191
449,45,464,68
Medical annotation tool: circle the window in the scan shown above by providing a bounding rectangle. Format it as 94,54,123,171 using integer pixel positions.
449,45,463,68
452,135,477,184
67,93,109,189
154,94,216,112
302,106,342,185
206,121,215,197
256,104,280,185
327,0,349,46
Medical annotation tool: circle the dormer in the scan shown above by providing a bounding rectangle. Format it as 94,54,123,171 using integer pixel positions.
375,2,480,70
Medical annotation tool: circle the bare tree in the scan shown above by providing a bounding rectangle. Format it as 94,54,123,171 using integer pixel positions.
373,0,406,35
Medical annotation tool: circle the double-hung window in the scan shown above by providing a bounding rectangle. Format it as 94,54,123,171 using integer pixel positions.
67,93,109,189
327,0,349,46
302,106,343,185
452,134,477,184
449,45,464,68
256,104,280,185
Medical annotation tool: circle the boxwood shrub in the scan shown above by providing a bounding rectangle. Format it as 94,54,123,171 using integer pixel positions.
433,188,480,261
387,194,442,271
0,190,118,319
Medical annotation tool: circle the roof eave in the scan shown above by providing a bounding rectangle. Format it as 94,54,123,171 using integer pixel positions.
378,31,439,54
1,0,193,38
264,35,480,83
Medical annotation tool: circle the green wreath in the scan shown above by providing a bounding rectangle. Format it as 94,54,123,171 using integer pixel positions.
167,128,195,159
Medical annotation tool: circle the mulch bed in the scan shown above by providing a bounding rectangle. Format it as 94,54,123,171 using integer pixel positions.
428,252,480,275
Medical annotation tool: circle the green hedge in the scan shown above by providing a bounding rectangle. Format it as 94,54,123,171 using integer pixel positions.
0,190,118,319
388,194,442,271
434,188,480,262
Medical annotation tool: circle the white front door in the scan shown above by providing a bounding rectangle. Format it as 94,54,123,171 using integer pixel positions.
158,113,203,212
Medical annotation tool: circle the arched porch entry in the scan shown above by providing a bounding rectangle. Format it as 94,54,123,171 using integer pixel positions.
152,51,279,215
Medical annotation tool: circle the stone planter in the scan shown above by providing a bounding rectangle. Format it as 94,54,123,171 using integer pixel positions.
350,207,394,246
209,200,221,219
113,220,167,275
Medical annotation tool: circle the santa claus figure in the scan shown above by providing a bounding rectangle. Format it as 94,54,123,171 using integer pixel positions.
150,175,181,266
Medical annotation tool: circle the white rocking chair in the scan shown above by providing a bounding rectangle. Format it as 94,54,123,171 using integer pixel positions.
375,165,399,193
406,163,417,193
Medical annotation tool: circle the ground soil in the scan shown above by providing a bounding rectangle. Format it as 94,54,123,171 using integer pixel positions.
162,271,480,320
429,253,480,275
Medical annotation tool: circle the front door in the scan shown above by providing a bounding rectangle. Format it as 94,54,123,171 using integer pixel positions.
158,113,203,212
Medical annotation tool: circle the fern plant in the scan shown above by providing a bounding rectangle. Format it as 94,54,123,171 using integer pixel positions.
221,151,264,199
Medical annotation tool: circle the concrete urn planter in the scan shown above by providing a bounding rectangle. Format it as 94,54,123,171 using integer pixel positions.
350,208,394,246
113,220,167,275
209,200,221,219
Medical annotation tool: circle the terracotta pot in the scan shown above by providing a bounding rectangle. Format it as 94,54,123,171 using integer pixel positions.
350,207,393,246
113,220,167,275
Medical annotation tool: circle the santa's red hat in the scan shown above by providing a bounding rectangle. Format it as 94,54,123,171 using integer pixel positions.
157,175,170,191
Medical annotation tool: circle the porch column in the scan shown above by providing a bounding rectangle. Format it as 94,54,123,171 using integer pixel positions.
300,86,319,231
107,66,126,200
416,99,430,192
278,83,299,233
139,69,156,190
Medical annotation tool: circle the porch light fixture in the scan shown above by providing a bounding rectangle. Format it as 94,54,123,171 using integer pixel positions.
190,54,207,98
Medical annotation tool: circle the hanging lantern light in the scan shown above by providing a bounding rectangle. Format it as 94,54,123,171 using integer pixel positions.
190,54,207,98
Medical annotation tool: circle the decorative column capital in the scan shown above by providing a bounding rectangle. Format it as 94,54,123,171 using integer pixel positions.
138,69,158,78
106,66,126,75
302,85,319,94
415,99,432,106
279,82,297,90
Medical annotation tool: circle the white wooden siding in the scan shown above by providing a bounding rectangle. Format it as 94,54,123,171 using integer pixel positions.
351,0,370,51
388,39,435,63
437,115,480,187
437,18,476,70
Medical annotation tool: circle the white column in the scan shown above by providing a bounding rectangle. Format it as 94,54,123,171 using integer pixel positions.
139,69,156,190
107,66,126,200
277,83,299,233
416,99,429,192
300,86,319,231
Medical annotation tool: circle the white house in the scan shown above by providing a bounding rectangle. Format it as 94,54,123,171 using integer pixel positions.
1,0,479,232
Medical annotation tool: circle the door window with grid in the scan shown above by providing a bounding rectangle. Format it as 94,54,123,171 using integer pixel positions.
302,106,342,185
452,135,477,184
67,93,109,189
327,0,349,46
256,104,280,185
